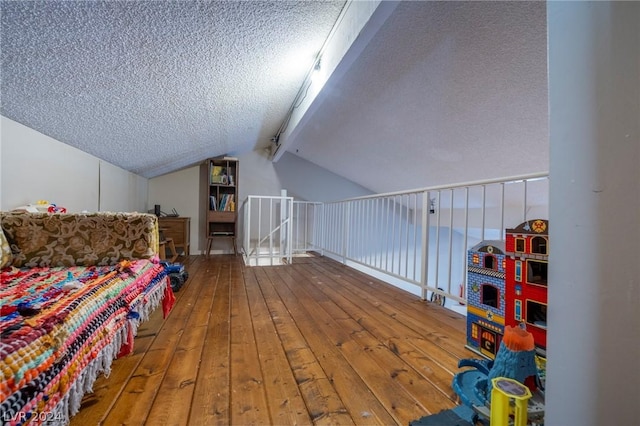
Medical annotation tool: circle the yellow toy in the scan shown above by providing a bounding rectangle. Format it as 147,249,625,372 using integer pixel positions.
490,377,532,426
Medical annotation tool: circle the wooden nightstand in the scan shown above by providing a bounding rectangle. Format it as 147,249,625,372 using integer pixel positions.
158,217,191,257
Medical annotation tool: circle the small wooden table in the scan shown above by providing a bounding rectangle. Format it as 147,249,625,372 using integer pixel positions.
159,228,178,262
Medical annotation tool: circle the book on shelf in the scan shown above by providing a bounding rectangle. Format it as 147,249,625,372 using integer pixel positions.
209,195,217,211
210,166,226,184
218,193,235,211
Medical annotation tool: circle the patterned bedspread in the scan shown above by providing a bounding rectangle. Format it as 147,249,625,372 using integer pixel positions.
0,259,172,425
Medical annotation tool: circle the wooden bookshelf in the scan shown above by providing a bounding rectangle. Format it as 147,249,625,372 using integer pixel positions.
200,157,238,255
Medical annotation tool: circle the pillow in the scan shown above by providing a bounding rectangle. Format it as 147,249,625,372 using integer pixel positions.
0,225,12,269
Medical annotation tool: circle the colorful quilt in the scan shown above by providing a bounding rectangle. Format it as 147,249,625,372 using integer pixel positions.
0,259,172,425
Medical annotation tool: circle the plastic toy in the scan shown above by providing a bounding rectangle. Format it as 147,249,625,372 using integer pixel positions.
14,201,67,213
504,219,549,356
452,325,545,425
161,261,189,292
465,241,507,359
490,377,532,426
47,203,67,213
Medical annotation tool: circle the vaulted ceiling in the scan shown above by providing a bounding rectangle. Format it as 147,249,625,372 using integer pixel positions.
1,1,548,194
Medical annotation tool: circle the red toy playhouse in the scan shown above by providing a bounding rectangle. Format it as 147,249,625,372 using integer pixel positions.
504,219,549,356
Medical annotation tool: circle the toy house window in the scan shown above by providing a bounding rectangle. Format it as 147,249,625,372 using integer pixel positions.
471,323,479,340
526,260,548,286
531,237,548,255
526,300,547,328
515,238,526,252
483,254,497,270
481,284,499,308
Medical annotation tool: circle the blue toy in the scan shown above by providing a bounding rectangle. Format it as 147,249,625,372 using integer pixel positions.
161,261,189,292
452,325,545,424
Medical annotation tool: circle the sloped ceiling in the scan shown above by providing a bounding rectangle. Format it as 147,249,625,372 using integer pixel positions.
288,1,548,193
1,1,548,193
0,0,346,178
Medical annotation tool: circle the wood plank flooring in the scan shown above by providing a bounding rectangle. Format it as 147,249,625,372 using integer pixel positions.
71,254,469,425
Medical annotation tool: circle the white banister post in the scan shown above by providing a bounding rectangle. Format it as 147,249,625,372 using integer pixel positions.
286,195,293,263
342,202,350,264
319,203,325,256
420,191,430,300
280,189,287,259
245,197,251,263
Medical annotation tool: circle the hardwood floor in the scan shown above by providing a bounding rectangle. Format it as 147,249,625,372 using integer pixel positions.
71,254,469,425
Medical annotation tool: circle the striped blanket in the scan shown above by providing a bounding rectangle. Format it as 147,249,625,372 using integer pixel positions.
0,259,172,425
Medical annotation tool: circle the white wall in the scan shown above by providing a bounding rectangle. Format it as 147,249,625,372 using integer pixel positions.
1,116,147,213
1,116,99,211
147,166,201,254
99,161,148,213
274,152,373,202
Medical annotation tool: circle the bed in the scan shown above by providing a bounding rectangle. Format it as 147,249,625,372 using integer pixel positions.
0,212,174,425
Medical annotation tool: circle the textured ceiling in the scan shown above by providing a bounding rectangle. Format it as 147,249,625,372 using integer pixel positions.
0,0,346,178
1,1,548,194
289,1,548,193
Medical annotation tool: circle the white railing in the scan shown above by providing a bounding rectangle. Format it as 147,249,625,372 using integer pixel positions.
291,201,324,255
243,194,293,266
244,173,548,307
243,195,324,265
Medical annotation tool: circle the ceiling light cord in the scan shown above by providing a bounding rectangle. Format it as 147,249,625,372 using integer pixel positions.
272,56,319,145
271,1,351,153
275,77,314,140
